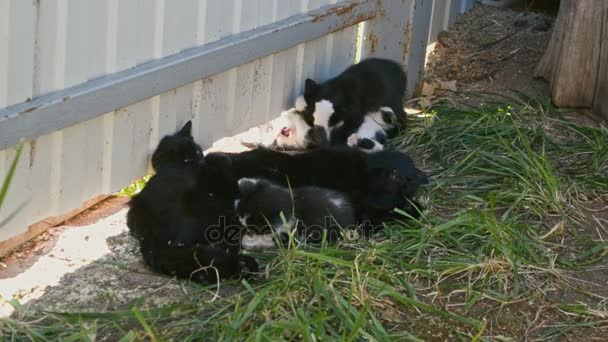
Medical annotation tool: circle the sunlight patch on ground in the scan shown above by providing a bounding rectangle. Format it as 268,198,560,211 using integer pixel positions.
0,209,128,317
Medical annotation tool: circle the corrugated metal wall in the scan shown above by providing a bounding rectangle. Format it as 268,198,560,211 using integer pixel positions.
0,0,474,248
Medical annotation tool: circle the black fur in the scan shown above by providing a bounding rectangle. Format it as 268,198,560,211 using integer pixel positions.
235,178,356,244
363,151,429,225
127,122,258,283
129,123,426,280
150,121,204,172
302,58,407,144
207,147,427,227
357,138,376,150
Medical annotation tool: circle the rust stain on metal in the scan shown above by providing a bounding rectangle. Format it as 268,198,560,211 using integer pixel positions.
201,76,215,87
311,2,358,23
23,105,41,113
327,13,375,35
402,23,412,58
368,31,378,55
252,61,266,95
29,139,36,168
376,0,386,18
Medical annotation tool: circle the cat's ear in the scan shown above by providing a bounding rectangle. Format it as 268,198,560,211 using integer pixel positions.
304,79,319,99
177,121,193,137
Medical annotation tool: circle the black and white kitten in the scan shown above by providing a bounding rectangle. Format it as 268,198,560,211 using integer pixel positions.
346,107,397,153
235,178,356,249
264,97,398,153
301,58,407,144
207,147,428,227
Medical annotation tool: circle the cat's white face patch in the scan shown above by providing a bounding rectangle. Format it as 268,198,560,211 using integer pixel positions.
312,100,335,130
276,109,311,148
241,234,277,250
263,109,312,149
346,107,396,153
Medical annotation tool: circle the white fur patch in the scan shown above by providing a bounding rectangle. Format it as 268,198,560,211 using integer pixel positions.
295,96,307,112
347,133,359,147
329,196,345,208
312,100,335,131
279,109,311,148
238,214,250,227
238,178,258,188
358,112,386,138
379,106,393,113
348,107,396,153
262,109,312,149
273,216,296,234
241,234,277,250
234,199,240,210
360,139,383,153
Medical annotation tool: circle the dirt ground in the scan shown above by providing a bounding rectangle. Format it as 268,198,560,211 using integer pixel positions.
0,199,189,317
1,3,606,339
426,4,553,97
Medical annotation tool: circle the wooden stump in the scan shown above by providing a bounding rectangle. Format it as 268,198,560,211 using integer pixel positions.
535,0,608,119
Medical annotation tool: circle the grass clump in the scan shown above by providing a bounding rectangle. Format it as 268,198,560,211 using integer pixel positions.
2,96,607,340
117,175,152,197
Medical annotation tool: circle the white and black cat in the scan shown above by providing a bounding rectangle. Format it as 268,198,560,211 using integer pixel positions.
264,98,397,153
346,107,397,153
235,178,356,249
301,58,407,145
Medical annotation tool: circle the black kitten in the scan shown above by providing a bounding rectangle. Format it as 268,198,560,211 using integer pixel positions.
150,121,204,172
127,121,258,283
302,58,407,145
235,178,356,248
207,147,428,228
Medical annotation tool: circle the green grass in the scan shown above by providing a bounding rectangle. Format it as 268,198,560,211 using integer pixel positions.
2,96,607,340
117,175,152,197
0,144,24,229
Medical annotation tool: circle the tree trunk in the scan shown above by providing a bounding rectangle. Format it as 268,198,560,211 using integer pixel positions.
593,6,608,118
535,0,608,119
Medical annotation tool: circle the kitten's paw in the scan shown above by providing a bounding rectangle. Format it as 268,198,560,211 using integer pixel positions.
347,133,359,147
238,255,259,279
